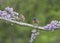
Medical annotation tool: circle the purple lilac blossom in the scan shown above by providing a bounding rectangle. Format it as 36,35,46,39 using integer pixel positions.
5,7,10,11
0,7,20,21
6,14,11,19
50,20,58,26
1,11,7,17
5,7,13,12
44,20,59,31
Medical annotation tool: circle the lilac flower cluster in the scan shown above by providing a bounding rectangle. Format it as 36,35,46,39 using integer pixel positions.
30,29,40,43
0,7,19,20
44,20,60,31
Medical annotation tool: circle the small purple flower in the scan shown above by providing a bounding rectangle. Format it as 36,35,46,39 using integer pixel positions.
1,11,7,17
44,20,59,31
50,20,57,26
49,25,52,30
5,7,13,12
5,7,10,11
6,14,11,19
51,25,57,31
9,8,13,12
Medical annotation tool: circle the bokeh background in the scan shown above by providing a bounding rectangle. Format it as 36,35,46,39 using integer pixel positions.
0,0,60,43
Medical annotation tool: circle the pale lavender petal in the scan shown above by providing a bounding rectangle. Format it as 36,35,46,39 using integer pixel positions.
6,14,11,19
9,8,13,12
49,25,52,30
1,11,7,16
50,20,57,25
5,7,10,11
5,7,13,12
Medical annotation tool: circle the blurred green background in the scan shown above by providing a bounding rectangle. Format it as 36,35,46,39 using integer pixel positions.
0,0,60,43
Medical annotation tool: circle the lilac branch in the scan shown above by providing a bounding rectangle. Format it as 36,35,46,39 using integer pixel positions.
0,7,60,31
0,17,44,30
0,7,60,43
